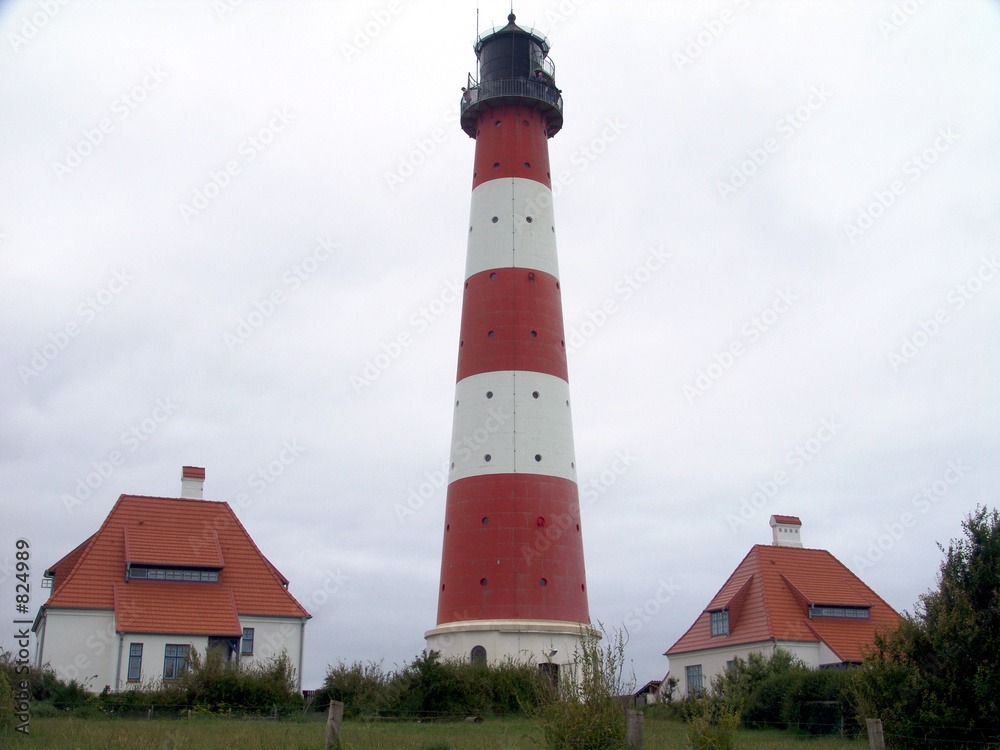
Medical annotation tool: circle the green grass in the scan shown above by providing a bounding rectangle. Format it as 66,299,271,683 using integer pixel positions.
3,714,867,749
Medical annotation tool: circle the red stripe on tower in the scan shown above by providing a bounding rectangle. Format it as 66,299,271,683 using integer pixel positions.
426,13,593,672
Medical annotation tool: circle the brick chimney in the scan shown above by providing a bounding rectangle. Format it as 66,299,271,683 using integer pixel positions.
769,515,802,547
180,466,205,499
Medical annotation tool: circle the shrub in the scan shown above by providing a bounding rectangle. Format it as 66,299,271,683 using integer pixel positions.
713,648,807,725
0,669,13,733
318,653,548,719
685,697,740,750
318,660,395,718
780,668,855,735
51,678,90,711
178,647,301,713
535,625,633,750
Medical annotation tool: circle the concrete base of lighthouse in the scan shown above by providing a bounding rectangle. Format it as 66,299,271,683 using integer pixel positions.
424,619,599,675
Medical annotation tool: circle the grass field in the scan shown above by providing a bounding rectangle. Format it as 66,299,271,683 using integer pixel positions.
3,714,866,749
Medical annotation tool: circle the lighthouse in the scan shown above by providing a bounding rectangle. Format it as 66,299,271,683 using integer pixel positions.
425,13,592,677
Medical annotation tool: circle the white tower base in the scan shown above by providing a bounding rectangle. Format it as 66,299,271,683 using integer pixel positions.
424,619,599,674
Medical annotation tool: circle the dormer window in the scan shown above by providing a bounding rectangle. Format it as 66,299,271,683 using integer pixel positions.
809,605,869,619
128,566,219,582
710,609,729,636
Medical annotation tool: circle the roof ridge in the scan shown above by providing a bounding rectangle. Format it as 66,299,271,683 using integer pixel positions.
749,546,776,639
49,494,127,599
120,493,229,505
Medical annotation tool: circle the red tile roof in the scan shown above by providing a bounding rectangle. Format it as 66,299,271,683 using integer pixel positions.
114,581,242,636
44,534,94,593
43,494,309,631
771,515,801,525
666,544,899,663
123,524,224,568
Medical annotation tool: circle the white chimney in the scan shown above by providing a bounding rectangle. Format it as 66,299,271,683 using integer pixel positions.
769,515,802,547
180,466,205,499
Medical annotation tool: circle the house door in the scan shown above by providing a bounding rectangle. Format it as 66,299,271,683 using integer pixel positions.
208,636,240,661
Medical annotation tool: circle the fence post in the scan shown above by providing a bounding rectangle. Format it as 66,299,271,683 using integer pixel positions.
325,700,344,749
866,718,885,750
626,709,644,750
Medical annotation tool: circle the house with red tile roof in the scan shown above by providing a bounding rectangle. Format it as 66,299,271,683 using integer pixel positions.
32,467,310,692
664,515,899,698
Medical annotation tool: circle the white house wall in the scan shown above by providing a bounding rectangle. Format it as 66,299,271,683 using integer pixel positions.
117,633,210,691
669,640,824,697
36,608,118,691
236,615,307,691
37,609,306,693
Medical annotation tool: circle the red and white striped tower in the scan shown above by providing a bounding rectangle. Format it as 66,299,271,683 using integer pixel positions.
425,14,592,675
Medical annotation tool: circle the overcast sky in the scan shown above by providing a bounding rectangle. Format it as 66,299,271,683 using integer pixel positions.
1,0,998,691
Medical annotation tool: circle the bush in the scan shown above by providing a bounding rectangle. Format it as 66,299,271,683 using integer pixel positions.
535,625,632,750
685,697,740,750
712,649,807,729
318,660,395,718
51,678,90,711
781,668,855,735
318,653,548,720
710,648,854,735
0,669,13,733
179,647,301,713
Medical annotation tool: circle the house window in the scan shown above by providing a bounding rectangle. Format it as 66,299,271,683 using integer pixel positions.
686,665,703,696
241,628,254,655
809,605,870,619
129,567,219,582
127,643,143,682
710,609,729,636
163,644,190,680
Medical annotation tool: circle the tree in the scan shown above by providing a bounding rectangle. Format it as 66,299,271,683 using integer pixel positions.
855,506,1000,748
